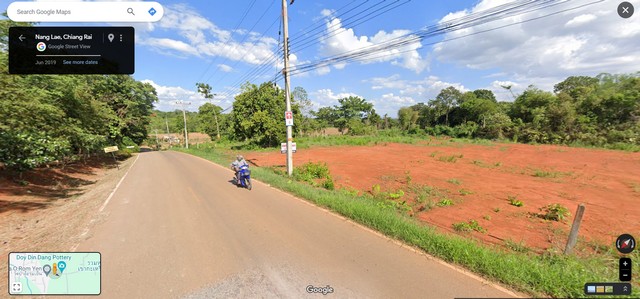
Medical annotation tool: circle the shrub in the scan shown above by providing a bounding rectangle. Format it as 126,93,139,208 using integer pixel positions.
452,220,486,233
540,203,571,221
508,195,524,207
293,162,334,190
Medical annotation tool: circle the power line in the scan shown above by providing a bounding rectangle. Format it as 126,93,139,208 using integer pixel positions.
203,0,407,103
205,0,278,85
280,0,596,78
194,0,261,84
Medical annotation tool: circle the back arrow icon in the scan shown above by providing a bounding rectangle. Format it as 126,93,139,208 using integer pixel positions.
18,35,25,42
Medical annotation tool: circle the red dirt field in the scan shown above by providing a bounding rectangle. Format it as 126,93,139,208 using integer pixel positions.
248,140,640,253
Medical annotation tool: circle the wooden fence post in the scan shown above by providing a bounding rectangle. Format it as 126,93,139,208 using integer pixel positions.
564,204,585,255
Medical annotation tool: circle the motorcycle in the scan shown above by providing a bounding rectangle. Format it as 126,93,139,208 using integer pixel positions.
236,164,252,190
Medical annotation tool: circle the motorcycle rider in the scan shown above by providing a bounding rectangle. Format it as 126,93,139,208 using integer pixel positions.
230,155,249,183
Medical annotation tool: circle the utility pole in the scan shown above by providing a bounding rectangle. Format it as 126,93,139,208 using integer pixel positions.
176,101,191,149
211,94,221,140
282,0,293,176
165,115,171,146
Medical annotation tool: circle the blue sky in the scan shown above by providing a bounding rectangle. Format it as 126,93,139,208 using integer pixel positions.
3,0,639,116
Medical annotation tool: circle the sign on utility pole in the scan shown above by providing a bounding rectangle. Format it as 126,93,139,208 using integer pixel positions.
285,111,294,126
282,0,294,176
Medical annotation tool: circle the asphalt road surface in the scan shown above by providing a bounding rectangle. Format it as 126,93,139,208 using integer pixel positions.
77,151,519,298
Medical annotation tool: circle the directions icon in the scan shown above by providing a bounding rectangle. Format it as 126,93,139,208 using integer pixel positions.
616,234,636,254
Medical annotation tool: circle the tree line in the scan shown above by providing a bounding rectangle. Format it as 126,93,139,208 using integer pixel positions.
0,18,157,172
394,74,639,147
193,73,638,151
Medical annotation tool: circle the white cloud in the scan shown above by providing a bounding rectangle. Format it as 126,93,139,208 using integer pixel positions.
365,74,467,99
565,14,597,28
319,17,429,73
145,38,199,57
140,4,279,66
371,93,417,117
309,88,361,110
142,79,233,112
433,0,640,85
217,64,233,72
320,9,334,17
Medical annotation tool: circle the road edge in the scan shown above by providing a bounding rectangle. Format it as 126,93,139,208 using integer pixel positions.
174,150,524,298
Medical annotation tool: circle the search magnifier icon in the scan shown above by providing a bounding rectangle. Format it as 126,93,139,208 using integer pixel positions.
127,8,135,16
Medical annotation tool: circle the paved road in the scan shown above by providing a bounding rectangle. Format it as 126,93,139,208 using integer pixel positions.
77,151,519,298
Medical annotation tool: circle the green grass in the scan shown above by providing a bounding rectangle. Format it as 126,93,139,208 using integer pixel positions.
437,155,460,163
533,170,562,178
436,198,454,207
508,195,524,207
173,146,639,298
458,188,473,196
505,239,530,253
296,131,420,148
452,219,486,233
539,204,571,221
447,178,462,185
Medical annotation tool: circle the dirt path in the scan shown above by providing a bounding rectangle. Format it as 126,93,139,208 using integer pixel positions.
248,141,640,252
0,156,137,295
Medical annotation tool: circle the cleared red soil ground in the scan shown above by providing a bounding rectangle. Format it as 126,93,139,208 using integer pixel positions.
248,140,640,253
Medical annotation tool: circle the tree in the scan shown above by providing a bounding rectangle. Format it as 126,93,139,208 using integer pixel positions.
459,94,498,127
397,107,419,131
292,86,317,135
231,82,300,147
553,76,598,99
431,86,462,126
196,82,221,139
333,96,378,133
198,103,223,140
312,106,338,129
473,89,497,102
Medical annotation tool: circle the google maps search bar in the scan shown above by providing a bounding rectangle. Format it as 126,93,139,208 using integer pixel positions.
7,2,164,23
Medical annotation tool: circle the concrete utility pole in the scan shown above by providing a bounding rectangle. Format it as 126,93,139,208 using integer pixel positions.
165,115,171,145
211,94,221,140
176,101,191,149
282,0,293,176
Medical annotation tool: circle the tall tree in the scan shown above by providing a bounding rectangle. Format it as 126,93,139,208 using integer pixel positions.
196,82,221,139
431,86,462,126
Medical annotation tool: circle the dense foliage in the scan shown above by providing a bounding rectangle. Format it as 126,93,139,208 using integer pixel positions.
0,19,157,171
393,74,640,148
230,82,302,147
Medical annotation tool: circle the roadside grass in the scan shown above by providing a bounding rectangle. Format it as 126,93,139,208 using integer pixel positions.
504,239,530,253
174,146,637,298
